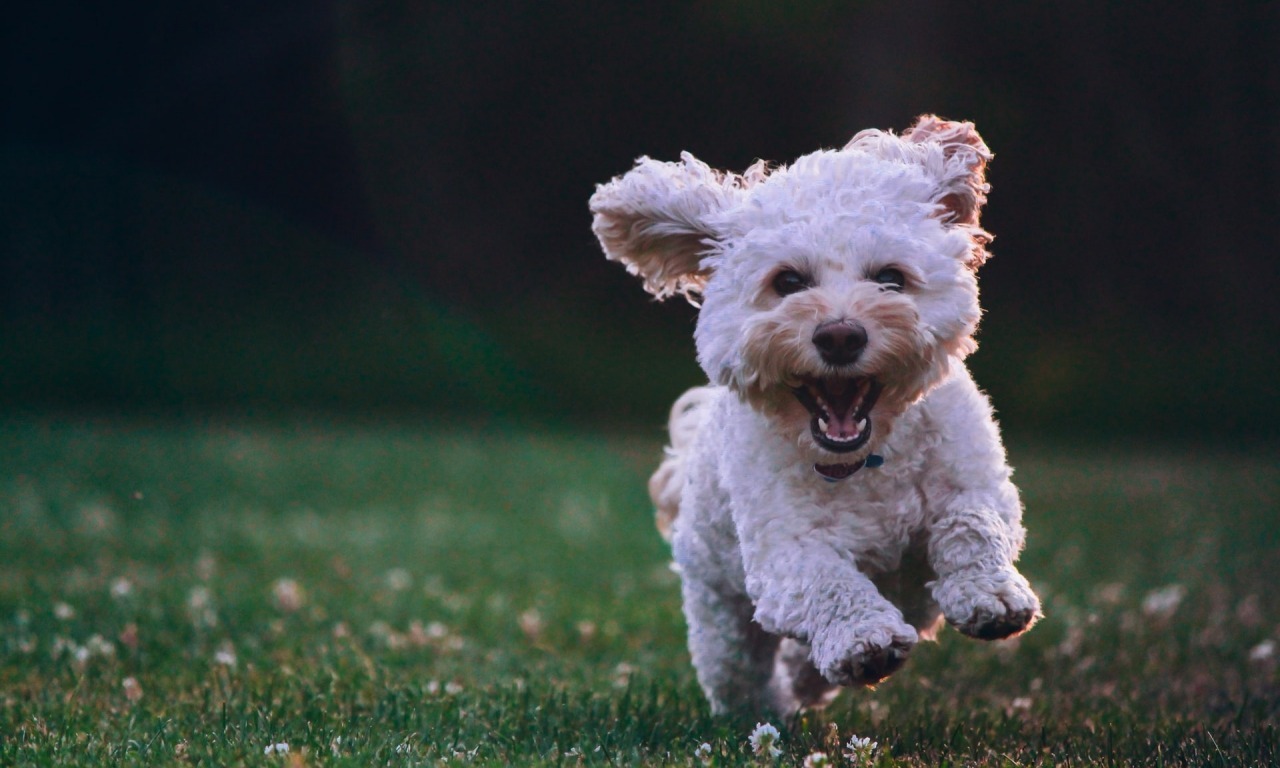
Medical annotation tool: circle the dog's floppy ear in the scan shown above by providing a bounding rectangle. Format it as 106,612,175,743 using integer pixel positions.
590,152,743,302
902,115,994,268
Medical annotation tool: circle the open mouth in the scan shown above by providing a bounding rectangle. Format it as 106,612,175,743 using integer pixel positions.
791,376,883,453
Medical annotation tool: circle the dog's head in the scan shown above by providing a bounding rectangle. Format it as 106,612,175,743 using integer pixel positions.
591,115,994,462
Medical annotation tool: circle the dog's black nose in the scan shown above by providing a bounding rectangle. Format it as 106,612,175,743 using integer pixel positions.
812,320,867,365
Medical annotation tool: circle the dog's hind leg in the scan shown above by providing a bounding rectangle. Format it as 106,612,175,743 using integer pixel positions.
649,386,716,541
681,577,781,716
770,638,840,715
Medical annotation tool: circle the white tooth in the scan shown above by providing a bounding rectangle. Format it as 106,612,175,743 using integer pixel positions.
858,418,868,429
817,417,828,432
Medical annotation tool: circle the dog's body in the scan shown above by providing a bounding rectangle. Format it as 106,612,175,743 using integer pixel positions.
591,116,1040,716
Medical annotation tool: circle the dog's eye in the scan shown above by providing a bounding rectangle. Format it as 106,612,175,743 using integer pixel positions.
771,270,810,297
873,267,906,291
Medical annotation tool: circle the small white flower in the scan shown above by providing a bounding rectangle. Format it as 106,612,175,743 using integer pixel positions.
122,676,143,702
1142,584,1185,619
85,634,115,658
843,734,878,764
518,608,544,640
263,742,290,755
53,602,75,621
271,578,305,613
187,586,211,610
187,586,217,628
694,742,713,763
803,751,830,767
110,577,134,598
214,645,238,667
1249,640,1275,662
385,568,412,591
748,722,781,758
612,661,636,689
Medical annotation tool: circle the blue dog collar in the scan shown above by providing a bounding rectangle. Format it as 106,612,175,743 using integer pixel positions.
814,453,883,482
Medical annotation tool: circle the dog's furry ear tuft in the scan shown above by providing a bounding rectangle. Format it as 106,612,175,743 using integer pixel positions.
902,115,994,268
590,152,742,301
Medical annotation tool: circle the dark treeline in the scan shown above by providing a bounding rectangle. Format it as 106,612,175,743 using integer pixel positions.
2,1,1276,436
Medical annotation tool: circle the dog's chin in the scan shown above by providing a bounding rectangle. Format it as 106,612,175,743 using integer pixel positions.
789,375,884,456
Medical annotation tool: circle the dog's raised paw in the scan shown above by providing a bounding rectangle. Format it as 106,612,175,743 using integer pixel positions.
954,605,1038,640
935,566,1041,641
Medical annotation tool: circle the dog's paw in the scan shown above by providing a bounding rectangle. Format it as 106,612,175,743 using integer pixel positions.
812,621,918,687
934,566,1041,640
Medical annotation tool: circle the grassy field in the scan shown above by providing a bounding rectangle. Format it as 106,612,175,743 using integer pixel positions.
0,416,1276,766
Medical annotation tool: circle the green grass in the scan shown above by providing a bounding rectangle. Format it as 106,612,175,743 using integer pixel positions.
0,417,1276,766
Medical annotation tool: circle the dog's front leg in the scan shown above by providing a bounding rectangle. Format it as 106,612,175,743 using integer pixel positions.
738,520,918,687
927,499,1041,639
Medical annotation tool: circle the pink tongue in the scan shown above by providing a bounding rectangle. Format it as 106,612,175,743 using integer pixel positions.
825,410,860,439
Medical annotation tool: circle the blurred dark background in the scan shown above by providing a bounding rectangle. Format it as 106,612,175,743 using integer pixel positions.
3,1,1277,440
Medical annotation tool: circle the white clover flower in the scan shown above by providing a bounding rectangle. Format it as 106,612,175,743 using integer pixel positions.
694,742,713,763
843,735,878,764
83,634,115,660
214,646,238,667
263,742,290,756
271,578,305,613
518,608,544,640
53,602,75,621
748,722,781,758
1249,640,1275,662
122,676,143,703
1142,584,1185,619
802,751,830,767
385,568,412,591
110,577,134,598
187,586,217,628
187,586,211,611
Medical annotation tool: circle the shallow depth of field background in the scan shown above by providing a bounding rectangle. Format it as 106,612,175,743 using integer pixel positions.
2,2,1278,766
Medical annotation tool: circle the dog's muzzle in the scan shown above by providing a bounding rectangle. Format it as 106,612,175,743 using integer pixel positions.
791,376,883,454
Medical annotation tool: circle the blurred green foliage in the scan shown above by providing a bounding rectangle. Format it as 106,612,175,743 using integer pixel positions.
0,419,1276,765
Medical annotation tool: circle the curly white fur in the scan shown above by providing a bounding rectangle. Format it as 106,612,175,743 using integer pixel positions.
590,115,1040,717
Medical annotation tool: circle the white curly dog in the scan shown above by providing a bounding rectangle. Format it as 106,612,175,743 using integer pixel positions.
590,115,1041,717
